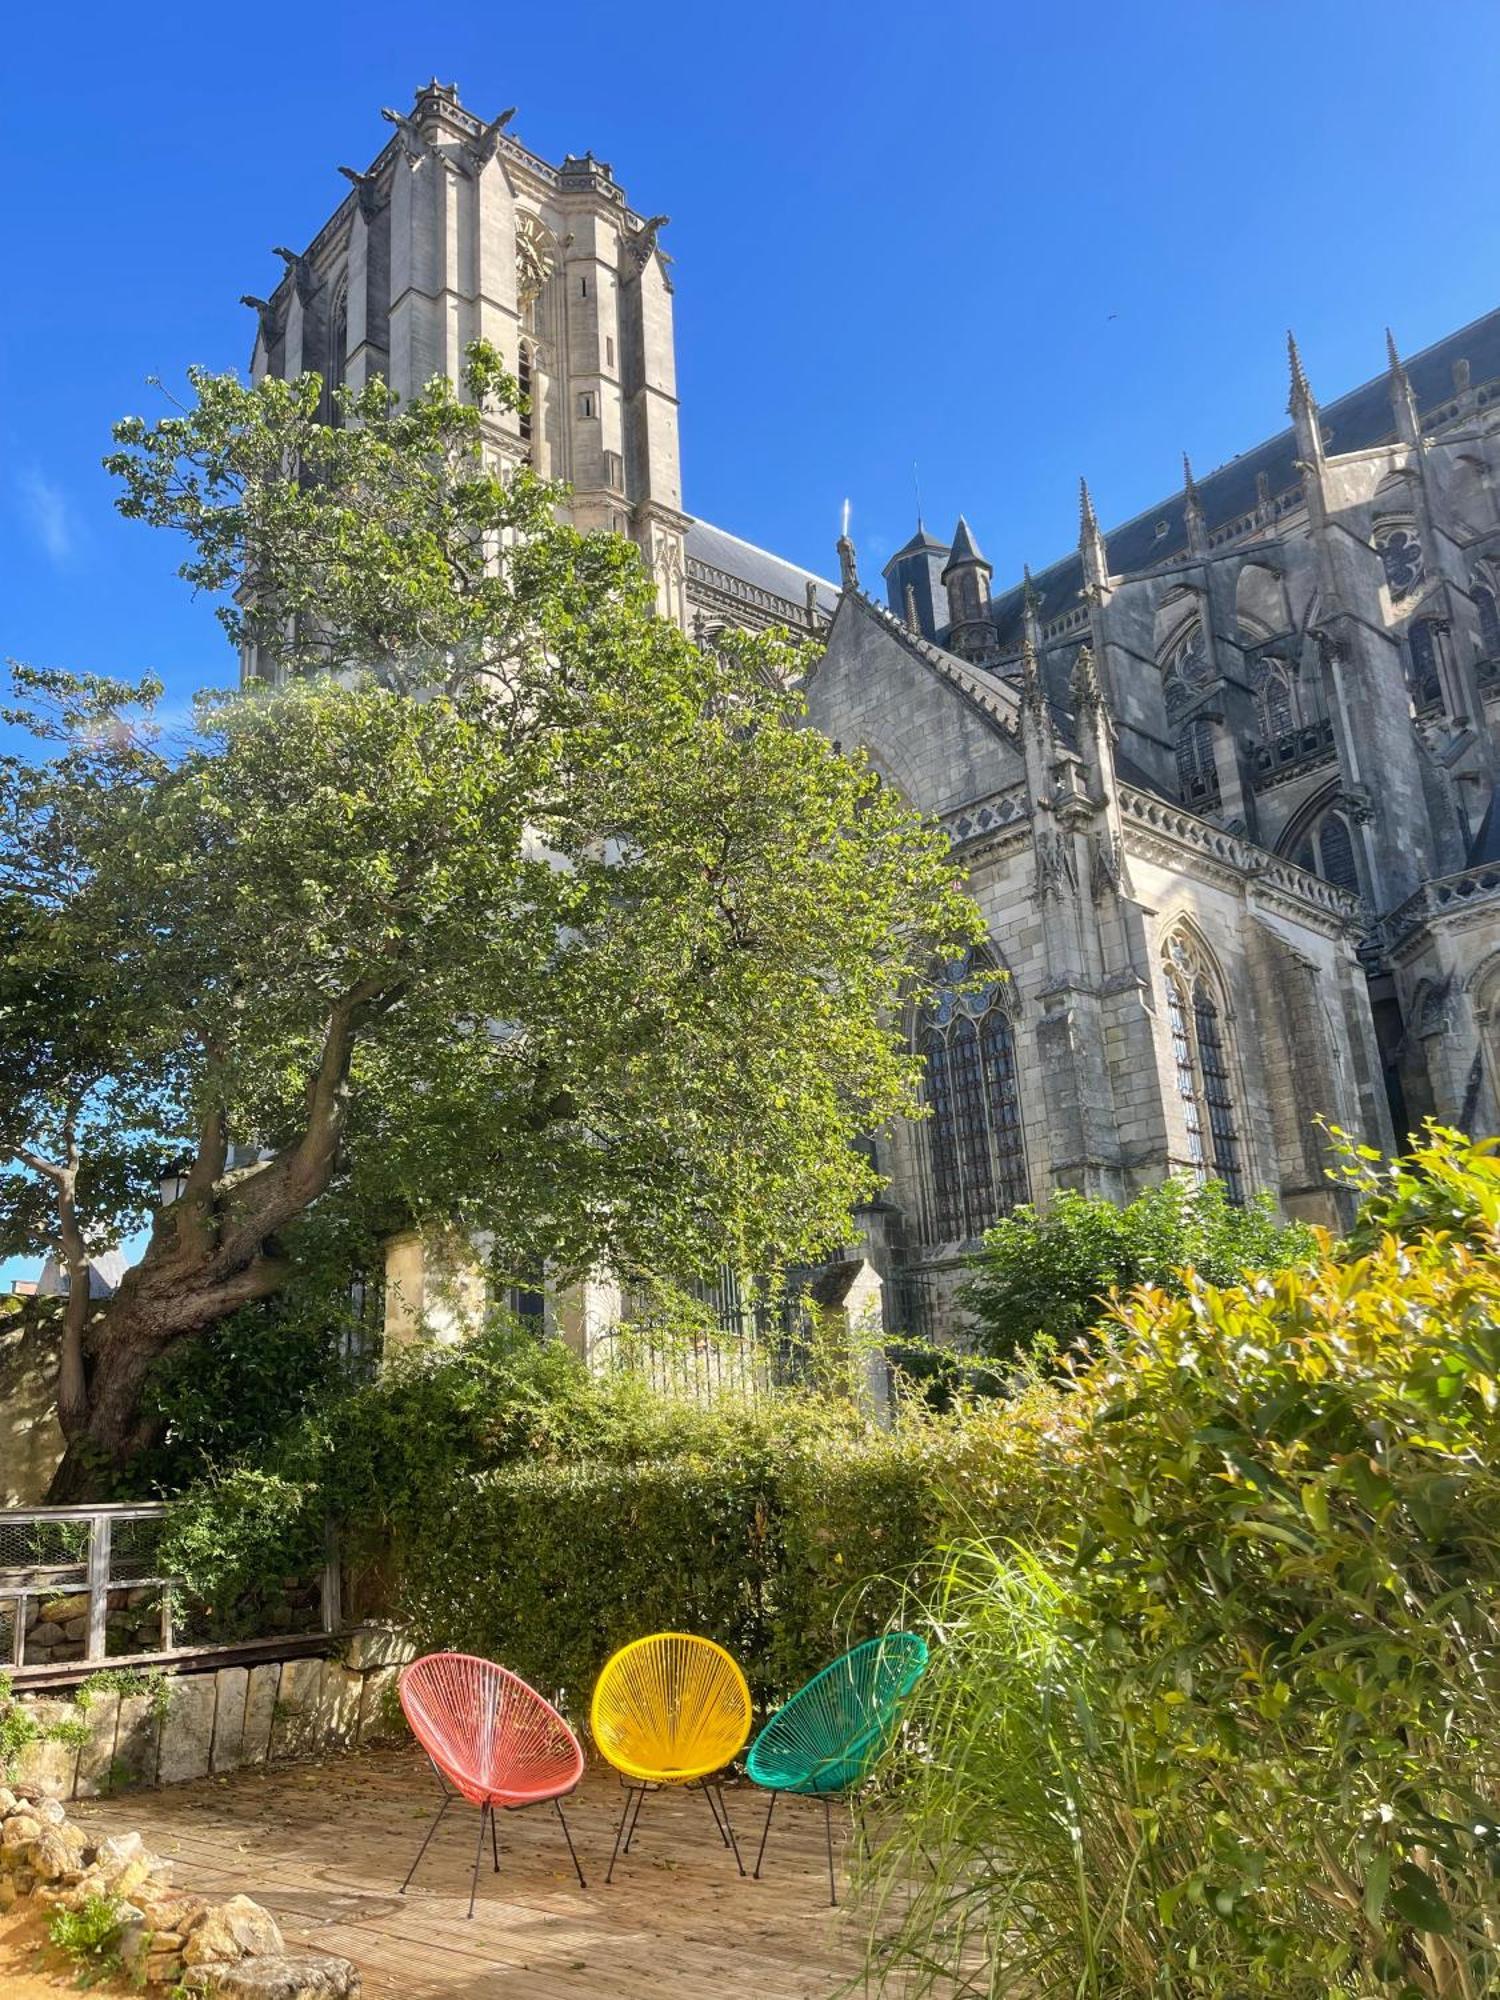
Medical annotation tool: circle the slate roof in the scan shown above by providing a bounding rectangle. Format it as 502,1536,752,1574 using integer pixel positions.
685,518,839,615
941,515,989,581
977,305,1500,648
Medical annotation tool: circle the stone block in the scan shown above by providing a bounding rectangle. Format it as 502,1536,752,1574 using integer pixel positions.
112,1693,161,1791
157,1674,216,1785
240,1665,279,1767
355,1665,402,1745
319,1664,362,1751
339,1624,414,1673
11,1699,79,1798
182,1893,285,1964
182,1952,360,1998
269,1657,327,1763
211,1668,249,1774
73,1690,121,1798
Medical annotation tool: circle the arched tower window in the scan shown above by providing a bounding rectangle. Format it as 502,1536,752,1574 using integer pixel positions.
325,279,348,428
517,341,534,459
919,956,1030,1243
1162,932,1244,1203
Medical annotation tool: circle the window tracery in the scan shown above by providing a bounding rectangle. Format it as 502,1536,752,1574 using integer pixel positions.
1161,932,1244,1203
919,955,1030,1242
1375,523,1424,601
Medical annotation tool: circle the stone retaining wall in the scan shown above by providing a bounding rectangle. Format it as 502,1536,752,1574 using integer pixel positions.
10,1627,414,1802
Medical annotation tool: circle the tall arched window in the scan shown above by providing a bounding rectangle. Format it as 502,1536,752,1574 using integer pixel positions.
1175,715,1219,806
1474,581,1500,656
1408,619,1442,707
1255,659,1297,739
919,958,1030,1242
517,342,534,458
1162,932,1244,1202
1375,523,1424,602
1291,803,1361,900
325,280,348,428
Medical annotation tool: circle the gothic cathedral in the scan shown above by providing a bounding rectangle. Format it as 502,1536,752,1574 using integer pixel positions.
245,84,1500,1328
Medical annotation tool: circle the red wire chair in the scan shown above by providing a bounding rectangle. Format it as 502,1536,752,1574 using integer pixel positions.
397,1652,588,1916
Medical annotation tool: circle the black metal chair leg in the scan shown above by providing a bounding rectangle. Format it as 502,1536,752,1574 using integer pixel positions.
555,1796,588,1890
398,1791,453,1894
752,1792,777,1879
823,1795,837,1907
468,1805,489,1920
701,1780,731,1848
623,1784,648,1853
605,1785,636,1885
714,1783,746,1877
490,1805,501,1873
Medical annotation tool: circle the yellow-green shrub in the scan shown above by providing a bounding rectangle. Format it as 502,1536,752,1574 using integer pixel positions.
873,1130,1500,1999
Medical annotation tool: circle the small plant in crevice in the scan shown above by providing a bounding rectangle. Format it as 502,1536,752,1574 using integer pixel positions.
45,1892,128,1988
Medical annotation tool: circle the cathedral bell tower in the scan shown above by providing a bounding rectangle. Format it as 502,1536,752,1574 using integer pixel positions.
244,82,692,637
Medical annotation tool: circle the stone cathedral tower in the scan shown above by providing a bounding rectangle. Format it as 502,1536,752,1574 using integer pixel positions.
243,80,692,633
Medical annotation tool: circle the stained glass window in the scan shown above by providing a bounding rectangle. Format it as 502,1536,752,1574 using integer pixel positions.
1256,662,1296,739
518,343,534,454
1175,716,1218,802
1316,812,1359,897
918,963,1030,1244
1166,971,1206,1173
1476,584,1500,656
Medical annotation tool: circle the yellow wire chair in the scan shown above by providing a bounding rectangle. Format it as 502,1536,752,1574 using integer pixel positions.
591,1632,754,1883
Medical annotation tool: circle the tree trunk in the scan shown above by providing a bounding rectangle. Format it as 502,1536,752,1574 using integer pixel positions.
44,985,388,1498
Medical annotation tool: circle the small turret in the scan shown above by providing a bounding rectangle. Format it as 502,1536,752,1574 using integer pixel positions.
939,515,996,660
881,521,949,639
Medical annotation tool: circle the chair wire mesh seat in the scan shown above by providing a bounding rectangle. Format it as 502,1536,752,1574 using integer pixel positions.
397,1651,588,1917
590,1631,753,1883
746,1632,929,1904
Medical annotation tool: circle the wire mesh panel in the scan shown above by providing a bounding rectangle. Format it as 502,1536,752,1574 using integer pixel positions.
0,1515,88,1590
0,1595,18,1669
109,1514,169,1584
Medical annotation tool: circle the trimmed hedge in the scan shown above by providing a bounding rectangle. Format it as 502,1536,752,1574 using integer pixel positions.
369,1419,1015,1712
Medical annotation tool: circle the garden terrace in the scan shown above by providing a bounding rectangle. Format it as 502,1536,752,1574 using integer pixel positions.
71,1743,872,1999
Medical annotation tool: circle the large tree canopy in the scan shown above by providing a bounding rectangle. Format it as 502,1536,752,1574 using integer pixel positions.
0,347,979,1493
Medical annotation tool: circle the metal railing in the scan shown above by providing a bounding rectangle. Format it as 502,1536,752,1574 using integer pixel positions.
0,1504,340,1681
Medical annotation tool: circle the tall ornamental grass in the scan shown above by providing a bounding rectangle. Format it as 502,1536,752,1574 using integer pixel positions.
867,1130,1500,1999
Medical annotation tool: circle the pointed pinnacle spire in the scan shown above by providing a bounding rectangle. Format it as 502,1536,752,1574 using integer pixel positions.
1182,451,1199,500
1385,326,1421,446
1182,452,1207,555
1019,633,1048,720
1287,330,1315,414
1070,642,1104,714
1079,476,1100,541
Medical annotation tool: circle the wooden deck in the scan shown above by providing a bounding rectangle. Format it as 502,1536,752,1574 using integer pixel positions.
73,1745,876,1999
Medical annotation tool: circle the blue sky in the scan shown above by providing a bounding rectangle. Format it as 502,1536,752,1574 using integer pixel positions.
4,0,1500,1278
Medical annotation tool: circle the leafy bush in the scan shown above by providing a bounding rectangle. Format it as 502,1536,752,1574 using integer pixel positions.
871,1128,1500,1999
960,1173,1316,1360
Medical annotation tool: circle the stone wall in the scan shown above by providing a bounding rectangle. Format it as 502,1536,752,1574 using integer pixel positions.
9,1628,413,1803
0,1308,63,1505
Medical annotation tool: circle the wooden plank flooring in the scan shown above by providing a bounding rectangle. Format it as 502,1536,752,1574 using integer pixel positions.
72,1745,878,1999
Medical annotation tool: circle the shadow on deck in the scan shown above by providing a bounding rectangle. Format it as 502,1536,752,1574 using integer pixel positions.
73,1743,875,1999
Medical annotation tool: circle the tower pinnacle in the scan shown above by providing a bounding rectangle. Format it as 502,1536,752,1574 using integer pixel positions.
1386,327,1422,446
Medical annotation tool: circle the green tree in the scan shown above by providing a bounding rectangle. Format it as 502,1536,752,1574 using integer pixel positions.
959,1174,1315,1361
0,348,980,1493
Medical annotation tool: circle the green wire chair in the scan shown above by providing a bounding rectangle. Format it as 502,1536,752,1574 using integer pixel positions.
746,1632,929,1903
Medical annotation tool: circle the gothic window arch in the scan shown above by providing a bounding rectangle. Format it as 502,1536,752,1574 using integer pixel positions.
1374,521,1424,602
1161,930,1245,1202
1291,804,1361,899
325,277,348,427
1161,620,1212,718
1254,656,1298,739
918,954,1030,1243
